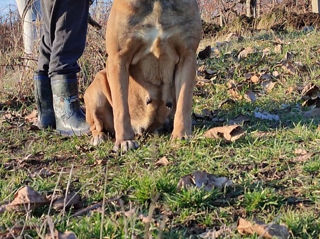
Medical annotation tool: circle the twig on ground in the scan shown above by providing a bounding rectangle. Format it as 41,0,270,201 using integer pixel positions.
47,169,64,216
62,164,74,218
100,164,108,239
71,196,121,217
119,199,128,239
144,193,160,239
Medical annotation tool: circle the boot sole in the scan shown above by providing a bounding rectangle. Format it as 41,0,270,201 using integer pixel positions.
56,127,90,136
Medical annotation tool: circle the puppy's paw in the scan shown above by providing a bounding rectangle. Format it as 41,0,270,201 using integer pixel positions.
90,132,107,146
113,140,139,153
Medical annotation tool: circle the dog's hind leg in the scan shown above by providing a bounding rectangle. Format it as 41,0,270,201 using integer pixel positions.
85,70,114,146
90,110,108,146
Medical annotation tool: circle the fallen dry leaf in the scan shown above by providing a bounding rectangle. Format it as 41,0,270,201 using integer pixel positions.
218,99,236,108
206,68,215,75
294,148,308,156
3,112,15,120
294,61,308,72
262,80,276,93
177,175,194,190
254,111,280,121
155,156,170,166
226,80,237,89
0,226,33,239
225,32,238,42
273,71,280,78
196,76,211,86
199,225,231,239
244,91,257,103
301,83,320,107
228,115,250,125
6,186,48,212
204,125,245,142
228,88,242,100
274,44,282,54
262,47,271,58
124,208,136,218
177,171,233,191
260,73,272,81
212,47,221,57
286,86,295,94
238,47,255,60
237,218,289,239
301,83,320,99
198,65,206,73
244,72,253,80
283,51,294,61
52,192,81,211
293,149,320,163
250,75,260,84
140,214,152,224
293,153,314,163
282,63,297,75
31,168,54,178
24,110,38,123
302,98,320,107
45,230,77,239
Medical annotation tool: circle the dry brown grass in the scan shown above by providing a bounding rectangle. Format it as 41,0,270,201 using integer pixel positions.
0,3,112,104
0,9,35,104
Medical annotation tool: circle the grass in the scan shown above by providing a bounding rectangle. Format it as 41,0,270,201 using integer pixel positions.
1,18,320,239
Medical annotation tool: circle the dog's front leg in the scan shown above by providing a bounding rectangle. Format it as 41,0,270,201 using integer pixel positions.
171,52,197,139
107,54,139,152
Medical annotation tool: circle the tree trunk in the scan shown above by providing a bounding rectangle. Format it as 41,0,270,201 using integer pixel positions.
246,0,257,18
94,0,104,22
256,0,261,18
15,0,41,55
246,0,252,17
219,8,224,27
312,0,320,13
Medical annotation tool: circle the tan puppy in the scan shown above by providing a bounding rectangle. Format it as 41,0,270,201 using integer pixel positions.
84,0,202,151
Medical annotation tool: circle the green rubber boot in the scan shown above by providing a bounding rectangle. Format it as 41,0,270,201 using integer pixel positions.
34,72,56,129
51,73,90,136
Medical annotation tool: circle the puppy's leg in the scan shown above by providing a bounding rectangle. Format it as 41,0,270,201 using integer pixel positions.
107,54,139,152
171,52,197,139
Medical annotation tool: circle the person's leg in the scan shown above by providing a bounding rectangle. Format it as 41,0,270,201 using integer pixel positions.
37,0,54,74
34,0,55,129
48,0,89,76
49,0,90,135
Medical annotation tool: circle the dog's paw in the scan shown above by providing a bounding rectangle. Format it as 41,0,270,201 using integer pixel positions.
90,132,107,146
113,140,139,153
171,132,191,140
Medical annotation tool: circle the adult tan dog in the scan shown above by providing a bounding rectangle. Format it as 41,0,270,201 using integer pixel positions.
84,0,202,152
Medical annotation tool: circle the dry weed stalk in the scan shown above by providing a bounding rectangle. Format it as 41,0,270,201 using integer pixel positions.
100,164,108,239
